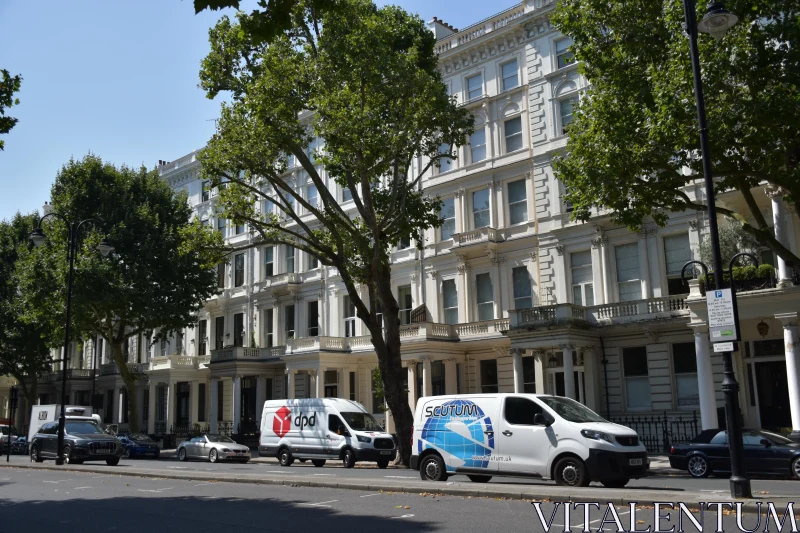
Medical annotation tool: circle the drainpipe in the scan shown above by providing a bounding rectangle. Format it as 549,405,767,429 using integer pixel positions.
600,336,610,417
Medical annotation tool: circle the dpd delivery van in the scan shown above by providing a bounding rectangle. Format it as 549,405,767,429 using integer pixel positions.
411,394,648,487
259,398,397,468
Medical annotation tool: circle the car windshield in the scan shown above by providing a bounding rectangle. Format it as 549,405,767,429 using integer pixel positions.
758,430,793,445
130,434,155,444
538,396,607,423
65,422,104,435
207,435,235,443
340,412,383,432
0,425,16,435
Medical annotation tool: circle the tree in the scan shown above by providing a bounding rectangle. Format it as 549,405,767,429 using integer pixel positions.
0,69,22,150
199,0,473,464
551,0,800,268
17,155,223,432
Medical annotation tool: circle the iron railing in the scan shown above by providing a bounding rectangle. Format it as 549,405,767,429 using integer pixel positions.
609,411,699,453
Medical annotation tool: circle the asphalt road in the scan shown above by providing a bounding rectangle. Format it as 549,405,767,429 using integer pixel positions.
1,467,793,533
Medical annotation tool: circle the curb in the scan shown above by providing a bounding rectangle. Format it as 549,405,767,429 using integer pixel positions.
0,462,788,513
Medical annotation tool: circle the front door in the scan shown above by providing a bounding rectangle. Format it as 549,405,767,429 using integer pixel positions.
755,361,791,432
497,396,552,476
240,377,257,433
177,382,190,426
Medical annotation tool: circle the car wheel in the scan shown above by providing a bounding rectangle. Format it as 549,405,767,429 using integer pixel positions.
178,447,188,462
312,459,326,468
62,446,72,465
279,448,293,467
377,460,389,469
419,454,448,482
209,449,219,463
687,455,711,478
467,475,492,483
106,457,120,466
553,456,589,487
342,449,356,469
791,457,800,480
30,444,43,463
601,478,630,488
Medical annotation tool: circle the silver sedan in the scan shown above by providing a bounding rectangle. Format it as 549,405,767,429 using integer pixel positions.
176,434,251,463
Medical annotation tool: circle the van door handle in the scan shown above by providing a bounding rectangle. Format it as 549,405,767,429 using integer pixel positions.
502,430,513,436
484,430,494,435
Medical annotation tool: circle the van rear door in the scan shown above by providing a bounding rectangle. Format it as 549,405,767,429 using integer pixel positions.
497,396,552,476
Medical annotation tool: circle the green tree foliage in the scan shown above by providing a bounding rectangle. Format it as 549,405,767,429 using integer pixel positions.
17,155,223,431
698,218,761,269
552,0,800,268
199,0,473,463
0,69,22,150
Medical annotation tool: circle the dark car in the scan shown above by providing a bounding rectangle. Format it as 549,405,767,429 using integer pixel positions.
30,419,124,466
118,434,160,459
10,436,29,455
669,428,800,479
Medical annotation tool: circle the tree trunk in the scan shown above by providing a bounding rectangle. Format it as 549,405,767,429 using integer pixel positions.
110,341,140,433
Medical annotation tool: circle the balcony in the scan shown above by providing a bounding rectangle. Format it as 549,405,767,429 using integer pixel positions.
100,362,149,376
40,369,97,383
149,355,209,371
262,273,302,295
450,227,504,258
210,346,286,363
284,336,376,354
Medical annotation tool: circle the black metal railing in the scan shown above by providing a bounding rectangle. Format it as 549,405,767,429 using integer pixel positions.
154,422,166,436
610,411,699,453
170,423,209,443
217,421,234,436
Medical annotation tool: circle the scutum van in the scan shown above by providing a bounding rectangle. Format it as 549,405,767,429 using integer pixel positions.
410,393,648,488
259,398,397,468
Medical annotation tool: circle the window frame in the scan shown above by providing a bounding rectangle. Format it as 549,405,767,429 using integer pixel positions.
501,58,519,92
622,346,651,410
284,305,295,340
343,295,356,338
285,245,295,274
503,115,524,154
614,242,642,302
663,233,692,296
441,278,458,325
672,342,700,409
234,253,245,288
555,37,575,69
469,126,487,164
397,285,413,325
263,246,274,278
475,272,494,321
570,250,594,307
439,197,456,241
507,179,528,225
480,359,499,393
466,72,483,102
472,188,490,230
512,266,533,310
307,300,319,337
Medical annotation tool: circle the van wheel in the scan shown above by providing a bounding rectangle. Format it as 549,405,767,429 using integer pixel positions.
279,448,294,467
377,460,389,469
312,459,326,468
419,454,448,482
342,449,356,469
601,478,629,488
467,475,492,483
553,456,589,487
30,444,43,463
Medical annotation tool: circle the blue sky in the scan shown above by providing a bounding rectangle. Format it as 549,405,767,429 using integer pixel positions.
0,0,517,222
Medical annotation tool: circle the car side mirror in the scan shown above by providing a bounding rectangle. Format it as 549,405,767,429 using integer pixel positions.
534,413,550,427
760,438,771,447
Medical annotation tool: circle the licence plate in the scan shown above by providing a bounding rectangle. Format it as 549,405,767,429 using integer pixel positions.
629,458,643,466
380,450,392,455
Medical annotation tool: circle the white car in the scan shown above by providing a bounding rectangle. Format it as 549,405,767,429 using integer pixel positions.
177,434,251,463
410,393,648,488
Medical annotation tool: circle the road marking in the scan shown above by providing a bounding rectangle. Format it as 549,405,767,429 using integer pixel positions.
384,475,416,479
700,489,727,493
391,514,415,519
298,500,338,508
312,473,335,476
91,475,110,479
73,487,92,490
193,482,214,487
360,493,381,498
168,467,189,469
137,487,173,493
43,480,72,484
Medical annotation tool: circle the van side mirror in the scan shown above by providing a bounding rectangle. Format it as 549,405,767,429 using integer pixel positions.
534,413,550,427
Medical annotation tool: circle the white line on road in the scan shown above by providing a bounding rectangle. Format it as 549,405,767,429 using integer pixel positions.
73,487,92,490
384,476,416,479
391,514,415,519
168,467,189,469
42,480,72,484
193,482,214,487
298,500,338,508
312,474,335,476
137,487,173,493
360,494,381,498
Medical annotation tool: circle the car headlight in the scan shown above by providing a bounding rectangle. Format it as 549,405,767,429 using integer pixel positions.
221,448,231,452
581,429,614,443
356,435,371,444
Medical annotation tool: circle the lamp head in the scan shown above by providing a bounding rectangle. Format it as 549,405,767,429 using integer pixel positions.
29,228,46,248
96,239,115,257
697,2,738,40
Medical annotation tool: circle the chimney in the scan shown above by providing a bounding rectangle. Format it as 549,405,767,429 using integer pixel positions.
427,17,457,40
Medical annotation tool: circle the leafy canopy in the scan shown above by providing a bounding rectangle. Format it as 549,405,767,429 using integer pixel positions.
0,69,22,150
552,0,800,267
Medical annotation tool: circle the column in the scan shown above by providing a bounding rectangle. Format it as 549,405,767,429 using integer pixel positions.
118,388,126,425
691,323,719,430
421,358,432,397
444,359,458,395
637,230,651,299
511,349,524,393
190,380,199,424
600,239,612,304
166,380,176,432
407,363,418,411
112,385,121,424
455,190,465,234
534,351,545,395
768,189,793,287
315,367,324,399
341,368,351,401
296,298,304,338
561,345,575,400
776,313,800,442
287,369,296,399
591,239,606,305
232,375,242,432
582,348,599,411
459,264,472,323
210,378,219,433
491,258,503,319
148,383,156,434
256,375,266,426
488,182,497,228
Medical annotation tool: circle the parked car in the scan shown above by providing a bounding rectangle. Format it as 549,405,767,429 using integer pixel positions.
10,436,29,455
29,419,124,465
669,429,800,479
118,434,160,459
0,424,18,452
177,434,250,463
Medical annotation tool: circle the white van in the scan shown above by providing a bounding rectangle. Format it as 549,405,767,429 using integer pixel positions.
258,398,397,468
410,394,648,488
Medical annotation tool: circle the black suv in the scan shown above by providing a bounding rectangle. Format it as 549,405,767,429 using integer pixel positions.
30,419,123,465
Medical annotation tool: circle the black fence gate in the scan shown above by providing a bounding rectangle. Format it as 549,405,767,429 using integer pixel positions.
609,411,699,453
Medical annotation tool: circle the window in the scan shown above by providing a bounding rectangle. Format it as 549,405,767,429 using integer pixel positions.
343,296,356,337
234,253,244,287
217,380,224,421
285,305,295,340
480,359,498,393
431,361,445,396
342,186,352,202
307,301,319,337
306,184,318,210
476,273,494,321
399,235,411,250
466,73,482,101
285,245,295,274
501,59,519,91
438,143,453,173
233,313,244,347
623,347,651,409
217,263,226,289
160,337,167,357
673,342,699,408
472,188,490,229
522,357,536,393
440,198,455,241
324,370,338,398
235,222,245,235
664,233,691,295
507,179,527,225
470,127,486,163
442,279,458,325
308,254,318,270
265,309,274,348
559,98,577,135
512,266,533,309
505,397,543,425
571,250,594,306
504,116,523,153
263,246,274,277
216,217,226,235
198,383,206,422
202,181,210,202
287,153,295,168
201,219,210,228
329,414,346,434
556,37,575,69
398,285,412,325
349,372,356,401
215,316,224,350
615,243,642,302
264,199,274,215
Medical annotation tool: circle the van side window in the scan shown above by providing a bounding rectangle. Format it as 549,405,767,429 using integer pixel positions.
329,415,347,435
504,397,544,426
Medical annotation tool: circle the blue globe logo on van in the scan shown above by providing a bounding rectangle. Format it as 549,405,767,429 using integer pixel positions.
419,399,494,471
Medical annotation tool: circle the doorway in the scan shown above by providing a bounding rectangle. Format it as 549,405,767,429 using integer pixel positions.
754,361,791,432
549,370,586,403
240,377,257,433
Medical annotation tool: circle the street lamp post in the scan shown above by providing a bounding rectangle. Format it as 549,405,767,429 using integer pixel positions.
681,0,751,498
30,211,114,466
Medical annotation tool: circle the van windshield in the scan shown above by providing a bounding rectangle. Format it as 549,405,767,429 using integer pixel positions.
340,412,383,432
539,396,607,423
